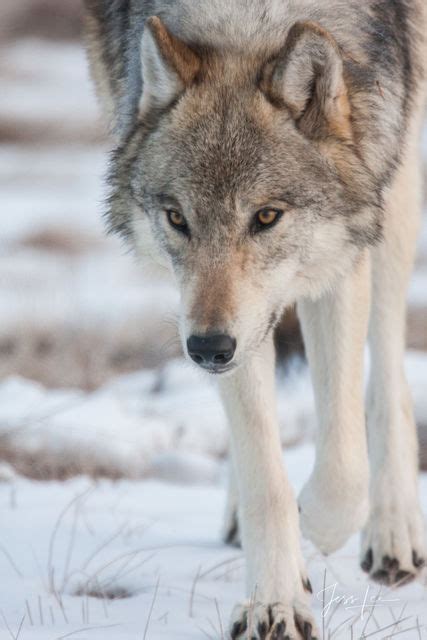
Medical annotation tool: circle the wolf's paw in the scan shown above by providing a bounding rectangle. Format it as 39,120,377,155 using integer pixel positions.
230,600,318,640
360,497,426,586
298,470,369,554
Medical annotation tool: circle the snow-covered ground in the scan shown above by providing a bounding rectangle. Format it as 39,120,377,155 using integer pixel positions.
1,446,427,640
1,352,427,482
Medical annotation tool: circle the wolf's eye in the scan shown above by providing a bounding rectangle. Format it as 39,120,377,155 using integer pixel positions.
166,209,189,235
252,208,283,232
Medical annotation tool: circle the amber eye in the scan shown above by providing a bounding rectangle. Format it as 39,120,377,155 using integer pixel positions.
253,208,283,232
166,209,189,235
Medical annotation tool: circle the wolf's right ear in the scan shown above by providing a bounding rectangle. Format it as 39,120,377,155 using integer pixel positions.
261,22,352,142
140,17,201,115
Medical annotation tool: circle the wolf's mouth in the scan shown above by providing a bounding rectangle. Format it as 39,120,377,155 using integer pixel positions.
204,362,237,375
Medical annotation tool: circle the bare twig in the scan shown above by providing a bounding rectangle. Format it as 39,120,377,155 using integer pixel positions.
214,599,225,640
38,595,44,626
416,617,422,640
25,600,34,626
55,623,120,639
79,547,152,589
362,615,412,638
198,556,242,581
329,613,358,639
143,577,160,640
0,543,23,578
80,522,127,573
387,603,407,637
14,615,25,640
324,594,342,632
189,565,202,618
47,486,93,593
61,502,80,590
0,610,15,640
53,591,68,625
207,616,221,639
196,624,216,640
360,585,382,635
388,623,426,638
107,552,156,588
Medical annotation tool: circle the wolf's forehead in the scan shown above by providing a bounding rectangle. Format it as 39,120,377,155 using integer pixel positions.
143,86,331,214
164,104,265,198
165,124,319,205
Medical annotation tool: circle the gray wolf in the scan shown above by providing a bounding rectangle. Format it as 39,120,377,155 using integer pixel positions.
83,1,427,637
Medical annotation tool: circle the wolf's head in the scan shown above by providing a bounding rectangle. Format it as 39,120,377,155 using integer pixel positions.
108,17,381,373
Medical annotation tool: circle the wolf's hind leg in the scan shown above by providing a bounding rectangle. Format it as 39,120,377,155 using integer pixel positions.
297,251,371,554
361,147,426,586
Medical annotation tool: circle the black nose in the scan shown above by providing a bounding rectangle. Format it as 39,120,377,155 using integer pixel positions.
187,334,236,369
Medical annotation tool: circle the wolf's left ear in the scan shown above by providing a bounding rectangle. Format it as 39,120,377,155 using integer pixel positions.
140,16,201,115
262,22,352,142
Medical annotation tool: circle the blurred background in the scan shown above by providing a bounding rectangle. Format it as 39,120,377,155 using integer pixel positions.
0,1,426,480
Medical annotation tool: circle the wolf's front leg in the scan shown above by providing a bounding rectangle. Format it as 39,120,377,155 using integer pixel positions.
218,337,317,640
297,251,371,554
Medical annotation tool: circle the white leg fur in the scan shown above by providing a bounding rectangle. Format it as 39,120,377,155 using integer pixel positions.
361,136,426,584
297,252,371,554
218,336,317,639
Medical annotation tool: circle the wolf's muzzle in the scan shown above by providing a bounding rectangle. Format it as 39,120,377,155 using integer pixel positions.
187,334,236,372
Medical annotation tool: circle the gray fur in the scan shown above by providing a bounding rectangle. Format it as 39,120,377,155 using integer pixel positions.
84,1,425,137
83,0,426,339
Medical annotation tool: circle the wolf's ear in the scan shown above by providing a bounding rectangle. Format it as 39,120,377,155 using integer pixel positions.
262,22,352,142
140,16,200,115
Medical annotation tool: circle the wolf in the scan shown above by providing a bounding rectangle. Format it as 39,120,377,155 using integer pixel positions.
83,1,427,637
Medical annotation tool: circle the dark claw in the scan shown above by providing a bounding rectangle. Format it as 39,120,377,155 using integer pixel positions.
371,569,391,585
271,621,287,640
295,615,313,639
257,621,268,639
412,550,425,569
382,555,399,571
361,548,373,573
267,606,274,629
395,570,415,586
231,616,247,639
224,513,241,548
303,578,313,594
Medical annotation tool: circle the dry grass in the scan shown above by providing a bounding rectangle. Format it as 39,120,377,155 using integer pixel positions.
0,316,180,392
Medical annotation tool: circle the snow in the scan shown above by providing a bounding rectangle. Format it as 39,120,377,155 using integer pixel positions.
2,350,427,483
0,358,314,481
0,40,101,142
1,447,427,640
0,351,426,637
